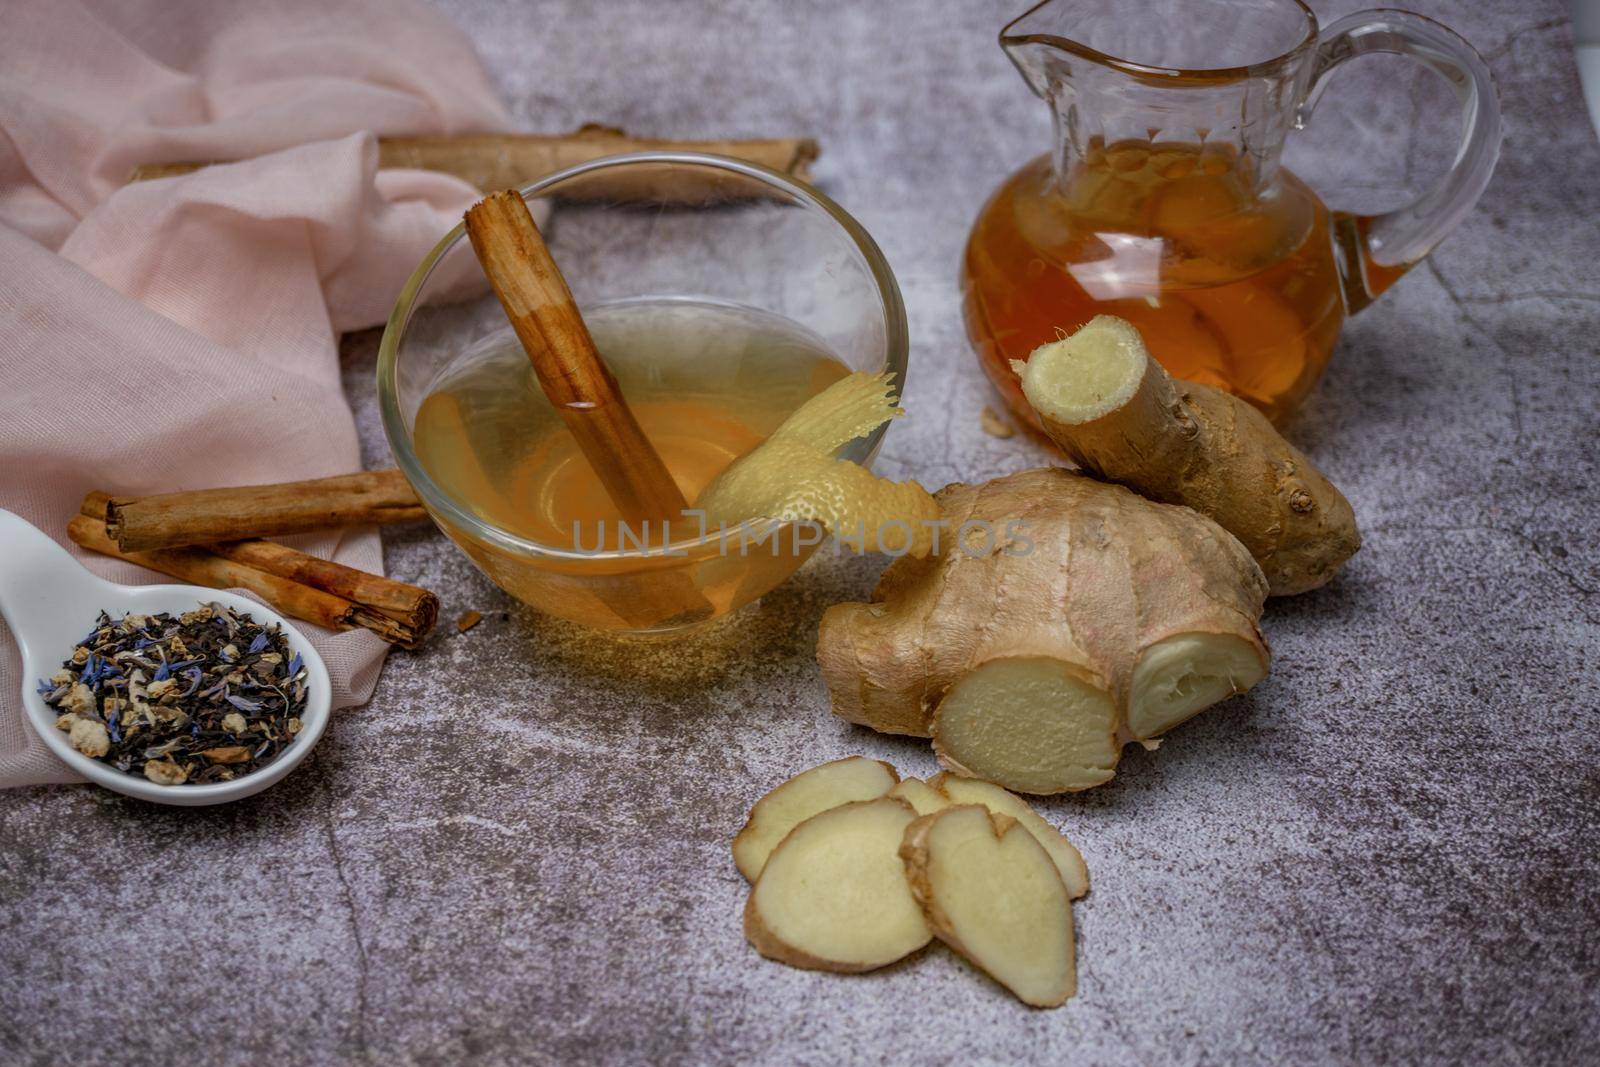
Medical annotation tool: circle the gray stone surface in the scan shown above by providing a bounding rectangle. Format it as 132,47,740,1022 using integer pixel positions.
2,1,1597,1064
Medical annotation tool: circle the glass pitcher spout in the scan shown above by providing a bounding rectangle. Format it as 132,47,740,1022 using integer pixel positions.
1000,0,1319,196
965,0,1500,427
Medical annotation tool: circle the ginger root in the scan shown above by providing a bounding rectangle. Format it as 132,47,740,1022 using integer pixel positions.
817,467,1268,794
1017,315,1359,595
900,805,1077,1007
696,371,941,555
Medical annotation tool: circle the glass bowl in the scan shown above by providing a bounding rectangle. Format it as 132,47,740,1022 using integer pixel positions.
378,152,908,634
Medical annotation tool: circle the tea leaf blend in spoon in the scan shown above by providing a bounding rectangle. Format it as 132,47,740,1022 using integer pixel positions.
40,603,309,785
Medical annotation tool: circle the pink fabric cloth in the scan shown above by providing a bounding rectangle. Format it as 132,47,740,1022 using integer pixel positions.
0,0,508,787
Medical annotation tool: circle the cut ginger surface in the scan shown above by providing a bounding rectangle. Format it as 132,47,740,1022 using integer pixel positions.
901,805,1077,1007
731,756,898,881
743,797,931,972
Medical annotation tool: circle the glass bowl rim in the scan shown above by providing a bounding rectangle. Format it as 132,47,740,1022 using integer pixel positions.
376,150,910,563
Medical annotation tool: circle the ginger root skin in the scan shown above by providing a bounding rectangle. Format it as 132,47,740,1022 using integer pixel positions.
817,468,1269,793
1019,315,1360,596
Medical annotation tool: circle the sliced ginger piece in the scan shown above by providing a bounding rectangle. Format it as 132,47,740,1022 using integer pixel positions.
930,773,1089,899
887,777,950,816
1018,315,1359,595
900,805,1077,1007
732,756,899,881
1129,631,1268,741
696,371,940,556
744,797,930,972
932,656,1120,795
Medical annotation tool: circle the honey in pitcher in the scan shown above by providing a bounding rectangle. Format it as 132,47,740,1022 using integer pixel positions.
962,141,1347,428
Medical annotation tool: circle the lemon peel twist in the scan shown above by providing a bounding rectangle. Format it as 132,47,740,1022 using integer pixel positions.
695,372,939,556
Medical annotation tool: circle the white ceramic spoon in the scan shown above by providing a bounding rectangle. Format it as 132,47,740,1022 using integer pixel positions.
0,509,331,806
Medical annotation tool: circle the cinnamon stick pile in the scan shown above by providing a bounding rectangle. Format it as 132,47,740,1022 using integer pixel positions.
70,470,438,647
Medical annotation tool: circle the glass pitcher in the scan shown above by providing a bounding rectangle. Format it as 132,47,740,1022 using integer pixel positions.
962,0,1500,427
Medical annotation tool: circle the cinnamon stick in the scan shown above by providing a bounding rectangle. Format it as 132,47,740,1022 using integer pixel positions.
100,469,426,552
128,126,820,201
208,539,438,635
463,190,690,525
66,515,426,648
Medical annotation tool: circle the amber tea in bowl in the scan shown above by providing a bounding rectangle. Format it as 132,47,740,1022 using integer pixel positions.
379,153,908,634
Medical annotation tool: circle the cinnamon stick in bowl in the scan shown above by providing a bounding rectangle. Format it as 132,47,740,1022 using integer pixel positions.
462,188,714,629
463,190,691,525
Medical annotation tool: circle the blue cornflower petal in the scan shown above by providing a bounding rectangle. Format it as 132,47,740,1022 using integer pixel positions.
225,695,263,713
248,633,269,654
179,667,203,697
153,661,171,682
287,652,303,677
35,678,53,696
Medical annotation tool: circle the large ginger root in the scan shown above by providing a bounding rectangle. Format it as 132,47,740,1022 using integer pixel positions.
697,371,941,555
900,806,1077,1007
817,468,1268,794
1017,315,1360,596
743,797,931,972
731,756,898,881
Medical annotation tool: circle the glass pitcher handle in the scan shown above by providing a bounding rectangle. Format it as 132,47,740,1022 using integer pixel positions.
1298,10,1501,313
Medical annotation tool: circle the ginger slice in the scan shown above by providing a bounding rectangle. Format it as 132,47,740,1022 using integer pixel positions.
887,777,950,816
932,656,1121,795
1018,314,1360,595
930,773,1089,898
743,797,931,972
1129,631,1268,740
900,805,1077,1007
732,756,899,881
696,371,940,556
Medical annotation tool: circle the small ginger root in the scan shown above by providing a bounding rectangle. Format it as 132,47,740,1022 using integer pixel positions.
743,796,931,972
817,468,1268,794
900,805,1077,1007
696,371,941,555
1017,315,1359,595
